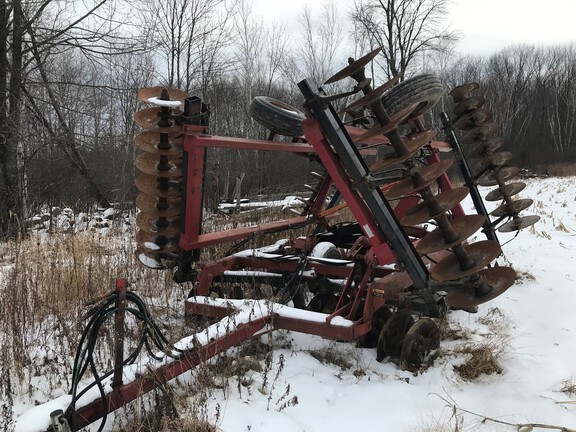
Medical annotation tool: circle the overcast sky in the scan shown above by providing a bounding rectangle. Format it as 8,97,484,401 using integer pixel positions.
252,0,576,55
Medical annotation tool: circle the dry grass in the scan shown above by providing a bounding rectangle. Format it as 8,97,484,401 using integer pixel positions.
453,308,510,381
454,341,504,380
538,162,576,177
308,344,354,370
560,377,576,395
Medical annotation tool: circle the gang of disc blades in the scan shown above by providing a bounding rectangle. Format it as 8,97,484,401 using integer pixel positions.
430,240,501,282
136,212,180,236
354,103,418,143
341,76,400,113
135,174,181,197
137,230,179,253
485,182,526,202
138,87,188,105
370,129,436,172
134,107,181,133
463,122,501,144
472,151,513,175
325,47,382,84
416,215,486,255
136,194,181,218
449,82,479,102
443,267,516,309
454,108,493,130
385,160,453,200
135,153,183,178
467,137,505,158
497,215,541,233
453,95,486,116
134,131,183,156
400,186,470,226
477,166,520,186
490,198,533,217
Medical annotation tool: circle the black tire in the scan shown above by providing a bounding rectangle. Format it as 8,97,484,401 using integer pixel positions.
381,74,444,118
249,96,305,137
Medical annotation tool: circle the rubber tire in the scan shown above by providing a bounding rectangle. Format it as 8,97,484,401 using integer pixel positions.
381,74,443,118
249,96,305,137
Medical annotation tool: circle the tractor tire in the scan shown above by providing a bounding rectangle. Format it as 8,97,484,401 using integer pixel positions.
381,74,443,118
249,96,305,138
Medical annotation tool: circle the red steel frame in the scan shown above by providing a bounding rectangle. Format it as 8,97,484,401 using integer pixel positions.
39,116,467,431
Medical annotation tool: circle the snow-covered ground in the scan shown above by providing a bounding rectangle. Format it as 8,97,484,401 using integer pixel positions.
11,176,576,431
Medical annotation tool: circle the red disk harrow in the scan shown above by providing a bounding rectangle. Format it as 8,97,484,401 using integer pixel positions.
22,49,539,432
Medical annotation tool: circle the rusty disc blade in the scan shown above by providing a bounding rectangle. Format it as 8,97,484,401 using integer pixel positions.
463,122,501,144
385,160,454,200
485,182,526,201
400,317,440,370
498,215,540,233
340,76,400,113
136,212,180,235
401,187,470,226
444,267,517,309
377,311,415,360
490,198,533,217
472,151,513,175
135,153,182,178
370,130,436,172
325,48,382,84
467,137,505,158
138,86,188,105
137,230,179,253
477,166,520,186
453,95,486,116
449,82,479,102
135,174,181,197
137,250,168,270
454,108,493,130
430,240,501,282
354,103,418,143
134,107,181,133
136,194,181,218
416,215,486,255
134,131,183,156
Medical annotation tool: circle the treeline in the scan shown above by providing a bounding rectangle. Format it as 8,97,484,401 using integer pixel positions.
1,0,575,235
440,44,576,167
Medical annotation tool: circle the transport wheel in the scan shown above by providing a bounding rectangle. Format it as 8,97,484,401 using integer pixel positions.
381,74,443,117
249,96,305,137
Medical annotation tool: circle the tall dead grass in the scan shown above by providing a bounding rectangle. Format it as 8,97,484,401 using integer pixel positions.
1,205,308,430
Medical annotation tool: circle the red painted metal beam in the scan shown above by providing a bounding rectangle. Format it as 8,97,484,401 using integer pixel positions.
70,316,270,429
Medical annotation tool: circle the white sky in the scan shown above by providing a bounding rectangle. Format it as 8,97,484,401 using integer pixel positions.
252,0,576,55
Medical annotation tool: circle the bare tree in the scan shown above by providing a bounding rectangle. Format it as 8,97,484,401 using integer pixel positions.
297,0,343,85
351,0,459,80
145,0,232,93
